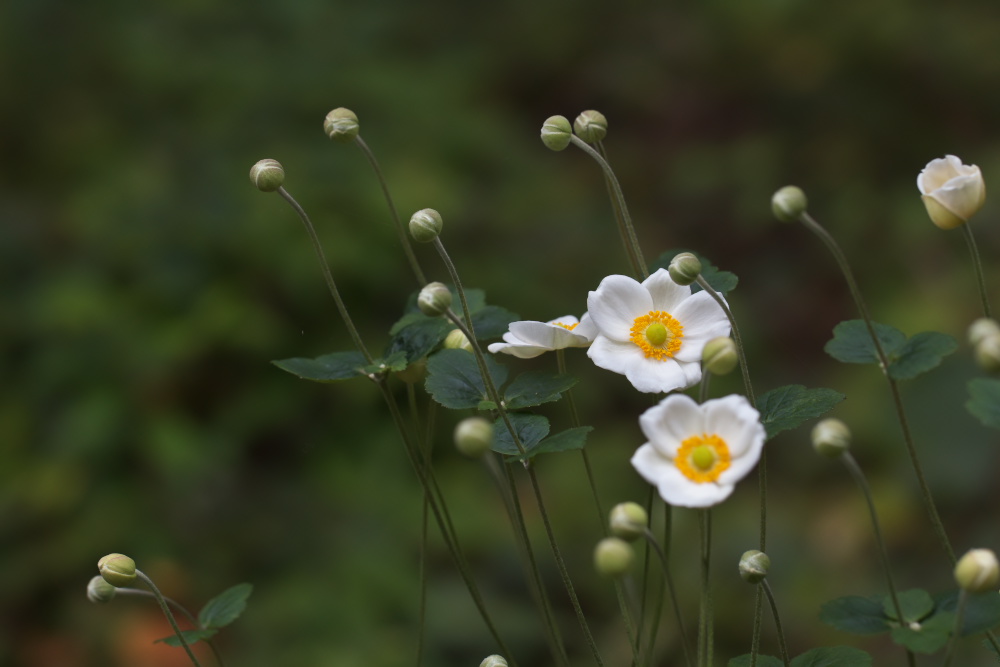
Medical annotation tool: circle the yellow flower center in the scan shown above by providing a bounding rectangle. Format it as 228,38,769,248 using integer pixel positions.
554,321,579,331
630,311,683,360
675,434,731,483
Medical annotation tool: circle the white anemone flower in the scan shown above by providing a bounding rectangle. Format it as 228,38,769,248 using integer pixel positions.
917,155,985,230
586,268,730,393
488,314,596,359
632,393,765,508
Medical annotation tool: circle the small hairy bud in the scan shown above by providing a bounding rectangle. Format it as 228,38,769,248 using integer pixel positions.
811,418,850,458
668,252,702,286
417,282,452,317
739,550,771,584
540,115,573,151
771,185,808,222
480,656,508,667
87,575,118,603
594,537,634,577
454,417,494,458
702,337,738,376
954,548,1000,593
573,110,608,143
249,159,285,192
443,329,473,352
409,208,443,243
609,502,648,542
323,107,359,143
98,553,137,587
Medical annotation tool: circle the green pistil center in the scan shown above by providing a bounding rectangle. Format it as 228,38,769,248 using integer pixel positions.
645,322,668,346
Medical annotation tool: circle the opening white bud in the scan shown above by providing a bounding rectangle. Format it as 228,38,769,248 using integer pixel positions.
811,418,850,458
573,110,607,143
918,155,985,230
323,107,360,143
969,318,1000,347
454,417,494,458
772,185,808,222
594,537,634,577
702,336,738,376
417,282,452,317
479,656,508,667
540,115,572,151
409,208,443,243
443,329,473,352
609,502,648,542
739,549,771,584
954,548,1000,593
249,159,285,192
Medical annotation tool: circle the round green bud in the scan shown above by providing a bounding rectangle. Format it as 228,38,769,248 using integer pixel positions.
443,328,473,352
771,185,808,222
479,656,508,667
454,417,494,458
702,336,738,376
594,537,634,577
87,575,118,603
811,418,850,458
573,110,608,143
395,358,427,384
417,282,452,317
249,159,285,192
540,115,573,151
739,549,771,584
668,252,702,286
975,334,1000,373
409,208,443,243
609,502,648,542
323,107,359,143
98,553,137,587
954,548,1000,593
969,318,1000,347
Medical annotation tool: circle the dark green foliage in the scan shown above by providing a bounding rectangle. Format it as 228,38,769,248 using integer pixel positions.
157,583,253,647
424,349,508,410
966,378,1000,429
825,320,957,380
756,385,845,440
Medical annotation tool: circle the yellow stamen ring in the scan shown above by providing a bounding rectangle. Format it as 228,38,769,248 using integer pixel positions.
554,321,579,331
675,434,731,483
630,310,683,360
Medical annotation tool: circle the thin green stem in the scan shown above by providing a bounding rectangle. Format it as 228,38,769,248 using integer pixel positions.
135,570,202,667
569,135,647,279
352,136,427,286
693,276,754,407
642,527,694,667
799,211,955,564
114,589,225,666
276,187,374,364
960,223,992,318
408,383,430,667
749,586,763,667
940,590,969,667
595,140,643,279
759,581,790,667
697,510,714,667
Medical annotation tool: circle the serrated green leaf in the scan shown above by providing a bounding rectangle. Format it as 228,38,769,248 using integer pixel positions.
530,426,592,457
824,320,904,365
363,351,408,375
966,378,1000,429
492,413,550,458
819,595,890,635
155,628,218,647
271,351,368,382
790,646,872,666
888,331,957,380
199,583,253,629
470,305,519,340
727,655,783,667
385,315,452,362
884,589,933,622
890,610,953,654
651,249,738,294
935,590,1000,636
425,350,508,410
757,385,846,440
503,371,578,410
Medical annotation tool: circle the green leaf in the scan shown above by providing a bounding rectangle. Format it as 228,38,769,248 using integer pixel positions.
884,589,933,623
757,385,846,440
727,655,783,667
890,610,953,654
966,378,1000,429
363,351,408,375
503,371,578,410
271,351,368,382
199,583,253,629
385,315,452,362
819,595,890,635
155,628,218,647
470,305,519,340
651,249,738,294
425,350,508,410
790,646,872,666
824,320,956,380
936,590,1000,636
529,426,592,458
492,413,550,458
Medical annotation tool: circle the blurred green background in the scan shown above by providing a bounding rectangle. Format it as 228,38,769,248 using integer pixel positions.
4,0,1000,664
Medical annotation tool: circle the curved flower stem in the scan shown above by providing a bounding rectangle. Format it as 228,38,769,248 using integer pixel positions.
569,135,648,280
407,383,432,667
840,453,916,667
749,586,764,667
798,211,955,564
434,238,603,667
642,526,694,667
697,510,714,667
114,588,225,666
276,187,374,365
693,277,754,407
352,136,427,286
759,581,790,667
960,223,992,319
940,590,969,667
594,140,643,279
135,570,202,667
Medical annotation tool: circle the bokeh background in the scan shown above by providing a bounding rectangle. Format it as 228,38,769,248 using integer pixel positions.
5,0,1000,664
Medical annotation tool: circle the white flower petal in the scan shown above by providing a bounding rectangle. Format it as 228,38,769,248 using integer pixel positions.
487,341,549,359
588,275,653,341
625,356,697,393
639,394,703,455
587,335,638,374
643,268,691,312
573,312,598,343
632,444,735,507
672,294,732,362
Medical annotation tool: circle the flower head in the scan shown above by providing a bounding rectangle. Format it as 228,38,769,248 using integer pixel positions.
488,314,596,359
587,268,731,393
917,155,985,230
631,393,765,507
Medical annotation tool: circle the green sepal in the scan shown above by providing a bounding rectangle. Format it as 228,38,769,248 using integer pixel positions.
271,351,368,382
155,628,218,647
966,378,1000,429
651,249,738,294
757,385,845,440
824,320,956,380
198,582,253,629
819,595,891,635
425,349,508,410
502,371,578,410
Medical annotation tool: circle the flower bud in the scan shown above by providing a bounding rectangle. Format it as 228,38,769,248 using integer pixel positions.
540,115,573,151
771,186,808,222
954,548,1000,593
323,107,360,143
417,282,452,317
668,252,702,286
969,318,1000,347
249,159,285,192
739,550,771,584
918,155,985,230
975,334,1000,374
443,329,473,352
609,502,648,542
409,208,443,243
573,110,607,143
98,553,137,587
87,575,118,603
702,336,738,376
395,358,427,384
480,656,508,667
811,418,850,458
594,537,634,577
454,417,494,458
